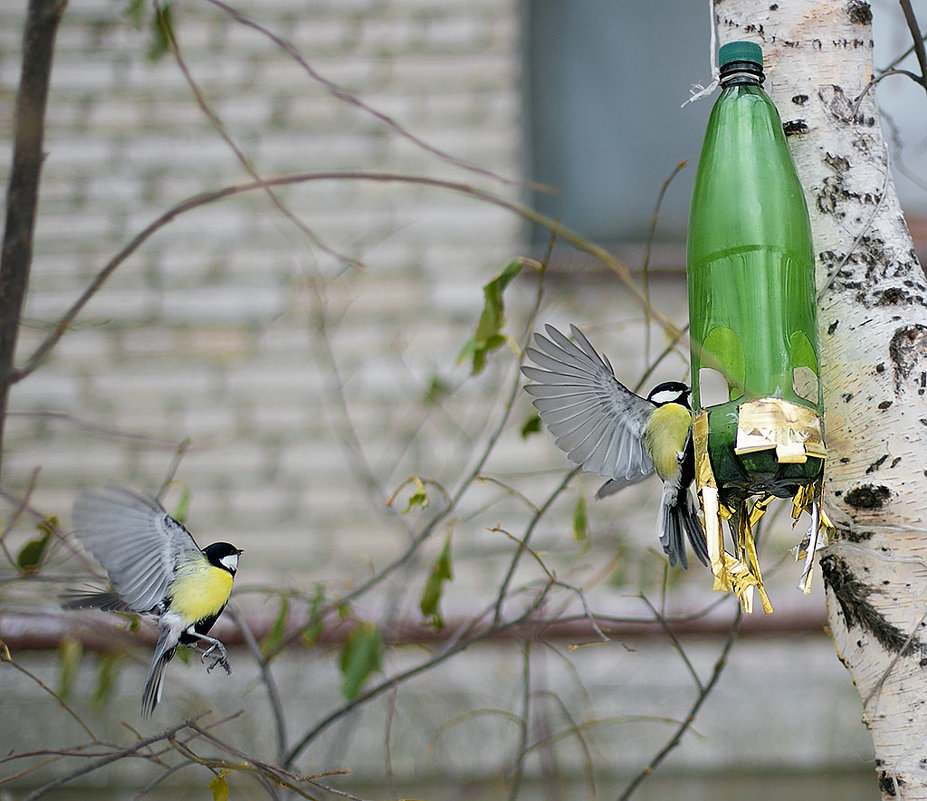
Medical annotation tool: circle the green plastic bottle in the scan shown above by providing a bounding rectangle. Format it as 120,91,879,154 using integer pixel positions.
686,41,824,502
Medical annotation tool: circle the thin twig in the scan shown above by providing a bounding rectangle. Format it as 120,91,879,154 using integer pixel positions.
284,580,554,768
23,716,205,801
506,638,533,801
13,171,657,387
204,0,531,190
0,467,40,568
155,437,192,499
616,607,742,801
899,0,927,95
157,0,363,272
226,606,288,763
1,649,99,743
642,160,687,364
640,594,704,694
527,688,598,800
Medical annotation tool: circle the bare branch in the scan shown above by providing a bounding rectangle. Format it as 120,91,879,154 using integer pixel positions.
616,607,742,801
0,0,67,480
22,716,206,801
204,0,532,190
899,0,927,94
12,170,656,387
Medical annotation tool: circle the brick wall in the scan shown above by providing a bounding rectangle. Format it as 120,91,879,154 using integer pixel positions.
0,0,817,610
0,0,558,591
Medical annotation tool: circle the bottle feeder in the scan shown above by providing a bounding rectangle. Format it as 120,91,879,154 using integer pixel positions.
686,41,831,611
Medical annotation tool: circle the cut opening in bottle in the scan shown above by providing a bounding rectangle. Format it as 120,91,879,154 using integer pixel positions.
792,366,819,404
698,367,735,407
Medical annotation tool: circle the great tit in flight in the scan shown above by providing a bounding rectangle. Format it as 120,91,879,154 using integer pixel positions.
522,324,709,569
62,484,243,716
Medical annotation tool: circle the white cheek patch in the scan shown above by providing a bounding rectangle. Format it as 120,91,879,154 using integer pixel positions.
220,553,239,572
649,389,686,406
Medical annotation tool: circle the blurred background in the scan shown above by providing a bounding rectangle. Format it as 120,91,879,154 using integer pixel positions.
2,0,924,797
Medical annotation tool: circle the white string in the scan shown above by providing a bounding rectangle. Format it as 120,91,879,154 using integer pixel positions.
681,0,719,107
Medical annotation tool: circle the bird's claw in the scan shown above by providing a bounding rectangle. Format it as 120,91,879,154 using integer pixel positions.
197,639,230,674
206,654,231,675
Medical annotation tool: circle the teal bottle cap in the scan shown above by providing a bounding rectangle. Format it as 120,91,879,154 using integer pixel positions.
719,41,763,68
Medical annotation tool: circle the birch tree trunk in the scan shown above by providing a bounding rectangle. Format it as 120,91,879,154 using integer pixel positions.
716,1,927,796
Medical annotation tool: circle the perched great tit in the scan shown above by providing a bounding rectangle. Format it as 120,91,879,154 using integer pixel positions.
522,324,709,569
62,484,243,716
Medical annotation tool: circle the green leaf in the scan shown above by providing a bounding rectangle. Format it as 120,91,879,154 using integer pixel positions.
125,0,146,28
17,515,58,575
208,772,230,801
423,375,450,406
572,494,588,542
458,260,524,375
337,601,352,620
17,533,50,575
117,612,141,634
339,622,384,700
520,413,542,439
302,585,326,647
57,636,84,700
403,477,429,513
419,533,453,629
260,597,289,658
148,2,176,62
92,653,123,712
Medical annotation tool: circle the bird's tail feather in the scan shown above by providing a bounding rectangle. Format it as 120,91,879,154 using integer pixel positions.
659,486,709,570
141,628,177,717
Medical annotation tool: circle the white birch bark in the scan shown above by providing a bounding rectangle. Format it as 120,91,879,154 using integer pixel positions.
716,1,927,797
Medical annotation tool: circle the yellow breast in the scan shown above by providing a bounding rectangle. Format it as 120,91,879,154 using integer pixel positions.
643,403,692,480
169,560,234,624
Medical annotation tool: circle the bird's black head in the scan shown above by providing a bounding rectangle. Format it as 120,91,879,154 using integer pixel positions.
203,542,243,574
647,381,691,409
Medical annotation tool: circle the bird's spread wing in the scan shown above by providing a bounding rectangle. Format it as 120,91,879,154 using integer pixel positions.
522,324,656,485
71,484,203,615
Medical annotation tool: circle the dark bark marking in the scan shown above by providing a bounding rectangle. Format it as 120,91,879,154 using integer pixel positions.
845,484,891,509
821,554,924,657
846,1,873,25
889,324,927,392
834,527,873,542
878,770,902,796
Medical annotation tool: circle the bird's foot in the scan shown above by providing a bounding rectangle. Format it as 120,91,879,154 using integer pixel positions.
196,638,230,674
206,653,232,675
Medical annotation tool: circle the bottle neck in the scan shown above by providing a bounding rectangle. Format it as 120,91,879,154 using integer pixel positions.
720,72,763,87
719,60,764,87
